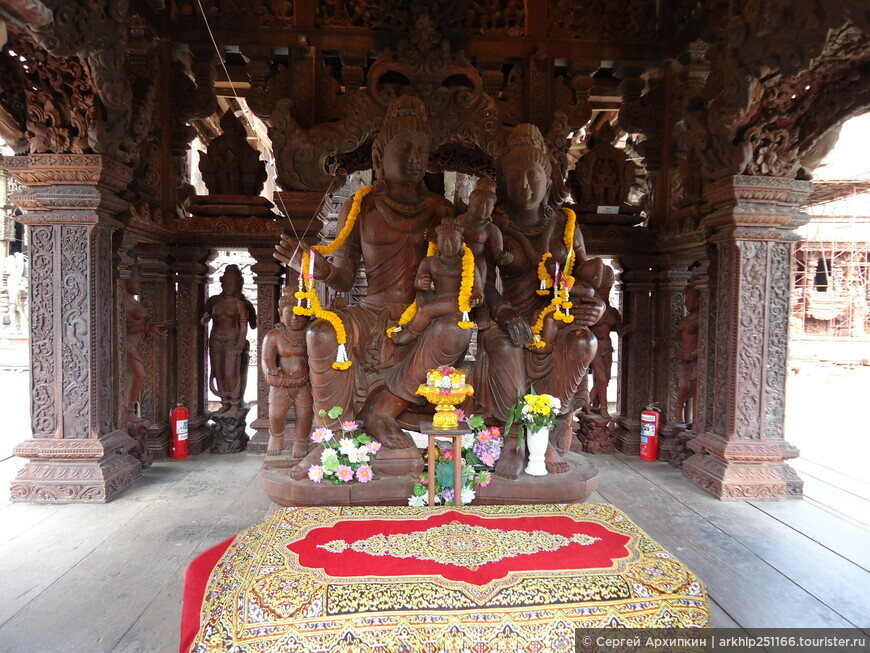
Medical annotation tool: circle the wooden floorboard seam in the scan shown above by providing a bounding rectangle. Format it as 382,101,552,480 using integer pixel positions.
616,456,867,628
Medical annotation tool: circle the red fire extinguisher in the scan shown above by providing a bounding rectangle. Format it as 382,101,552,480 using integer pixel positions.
170,403,189,459
639,404,660,461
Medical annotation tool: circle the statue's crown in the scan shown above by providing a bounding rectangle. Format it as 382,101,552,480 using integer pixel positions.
436,217,464,237
505,123,549,154
385,96,428,123
471,177,497,196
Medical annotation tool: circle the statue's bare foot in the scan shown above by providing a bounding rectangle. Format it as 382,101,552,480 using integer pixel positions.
494,438,523,479
290,439,308,458
367,414,414,449
390,328,418,346
545,445,570,474
266,435,284,456
599,407,612,419
290,444,324,480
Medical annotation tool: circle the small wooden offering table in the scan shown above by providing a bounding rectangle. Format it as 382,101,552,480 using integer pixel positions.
421,420,469,507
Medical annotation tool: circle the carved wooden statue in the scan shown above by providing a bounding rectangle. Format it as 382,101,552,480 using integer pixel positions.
201,264,257,413
274,96,470,477
674,281,700,426
261,286,313,458
392,218,483,345
125,274,171,418
571,120,637,212
199,110,267,196
587,267,623,419
472,123,606,478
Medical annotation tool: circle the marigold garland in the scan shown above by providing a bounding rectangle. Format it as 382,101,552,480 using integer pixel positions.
457,244,476,329
528,208,579,349
536,252,553,295
293,185,373,369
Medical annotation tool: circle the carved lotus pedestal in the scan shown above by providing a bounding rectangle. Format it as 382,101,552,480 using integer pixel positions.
576,413,619,454
261,450,598,507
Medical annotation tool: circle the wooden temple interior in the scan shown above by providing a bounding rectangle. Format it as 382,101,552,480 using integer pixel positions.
1,0,868,504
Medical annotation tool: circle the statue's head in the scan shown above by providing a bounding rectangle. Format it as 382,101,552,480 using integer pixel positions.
372,96,431,191
124,274,141,296
467,177,496,220
497,124,559,213
435,218,464,257
279,285,308,330
221,264,243,295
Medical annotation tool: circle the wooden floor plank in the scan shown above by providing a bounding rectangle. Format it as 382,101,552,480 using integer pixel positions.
707,597,742,629
0,453,263,653
794,458,870,500
592,454,855,628
749,496,870,572
797,472,870,527
112,460,273,653
620,455,870,628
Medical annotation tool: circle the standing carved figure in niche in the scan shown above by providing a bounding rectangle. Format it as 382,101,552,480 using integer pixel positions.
472,123,606,478
261,286,313,457
674,281,700,426
391,218,483,345
587,269,623,420
201,265,257,412
273,96,469,477
199,110,267,196
125,274,172,419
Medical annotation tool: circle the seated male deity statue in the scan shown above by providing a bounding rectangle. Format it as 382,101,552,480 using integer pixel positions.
274,96,471,475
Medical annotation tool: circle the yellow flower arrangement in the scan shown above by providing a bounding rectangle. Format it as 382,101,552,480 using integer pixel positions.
292,185,373,369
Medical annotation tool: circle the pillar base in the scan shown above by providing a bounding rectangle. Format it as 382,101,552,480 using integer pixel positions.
186,415,211,455
615,417,640,455
10,431,143,503
682,453,803,500
248,417,272,454
576,413,618,454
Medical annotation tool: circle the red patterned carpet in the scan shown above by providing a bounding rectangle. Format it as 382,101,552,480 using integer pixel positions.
182,504,708,652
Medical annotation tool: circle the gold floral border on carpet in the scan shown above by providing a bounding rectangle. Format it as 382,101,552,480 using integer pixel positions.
191,504,708,652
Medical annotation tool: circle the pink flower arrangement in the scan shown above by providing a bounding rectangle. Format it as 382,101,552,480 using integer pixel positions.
308,406,380,486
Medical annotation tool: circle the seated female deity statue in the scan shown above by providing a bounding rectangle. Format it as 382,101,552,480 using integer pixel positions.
273,96,472,475
391,218,483,345
201,264,257,413
471,123,606,478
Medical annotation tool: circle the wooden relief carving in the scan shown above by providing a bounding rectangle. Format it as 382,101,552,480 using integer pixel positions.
95,227,114,435
29,225,57,438
734,240,765,438
549,0,658,40
712,240,734,437
60,224,91,438
764,242,791,440
571,121,636,212
7,32,94,156
316,0,523,34
199,111,267,196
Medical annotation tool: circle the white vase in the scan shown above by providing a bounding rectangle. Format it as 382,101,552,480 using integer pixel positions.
525,426,550,476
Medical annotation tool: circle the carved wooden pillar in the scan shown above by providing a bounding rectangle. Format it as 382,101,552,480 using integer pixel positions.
691,256,716,437
170,246,211,454
683,175,812,500
136,246,175,457
652,260,693,460
615,256,657,454
4,154,141,502
248,247,284,452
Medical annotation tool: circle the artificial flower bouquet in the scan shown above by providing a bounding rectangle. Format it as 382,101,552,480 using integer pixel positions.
306,406,381,484
504,391,562,446
409,412,504,506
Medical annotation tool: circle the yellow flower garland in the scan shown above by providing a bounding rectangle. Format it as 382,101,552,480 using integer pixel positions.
457,244,476,329
536,252,553,295
529,208,579,348
292,185,373,370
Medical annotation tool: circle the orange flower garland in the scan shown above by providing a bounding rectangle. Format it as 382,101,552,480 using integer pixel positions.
386,241,438,339
536,252,553,295
457,244,476,329
528,207,579,349
292,185,373,370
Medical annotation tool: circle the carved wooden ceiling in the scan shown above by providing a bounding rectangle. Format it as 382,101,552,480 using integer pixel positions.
0,0,868,235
